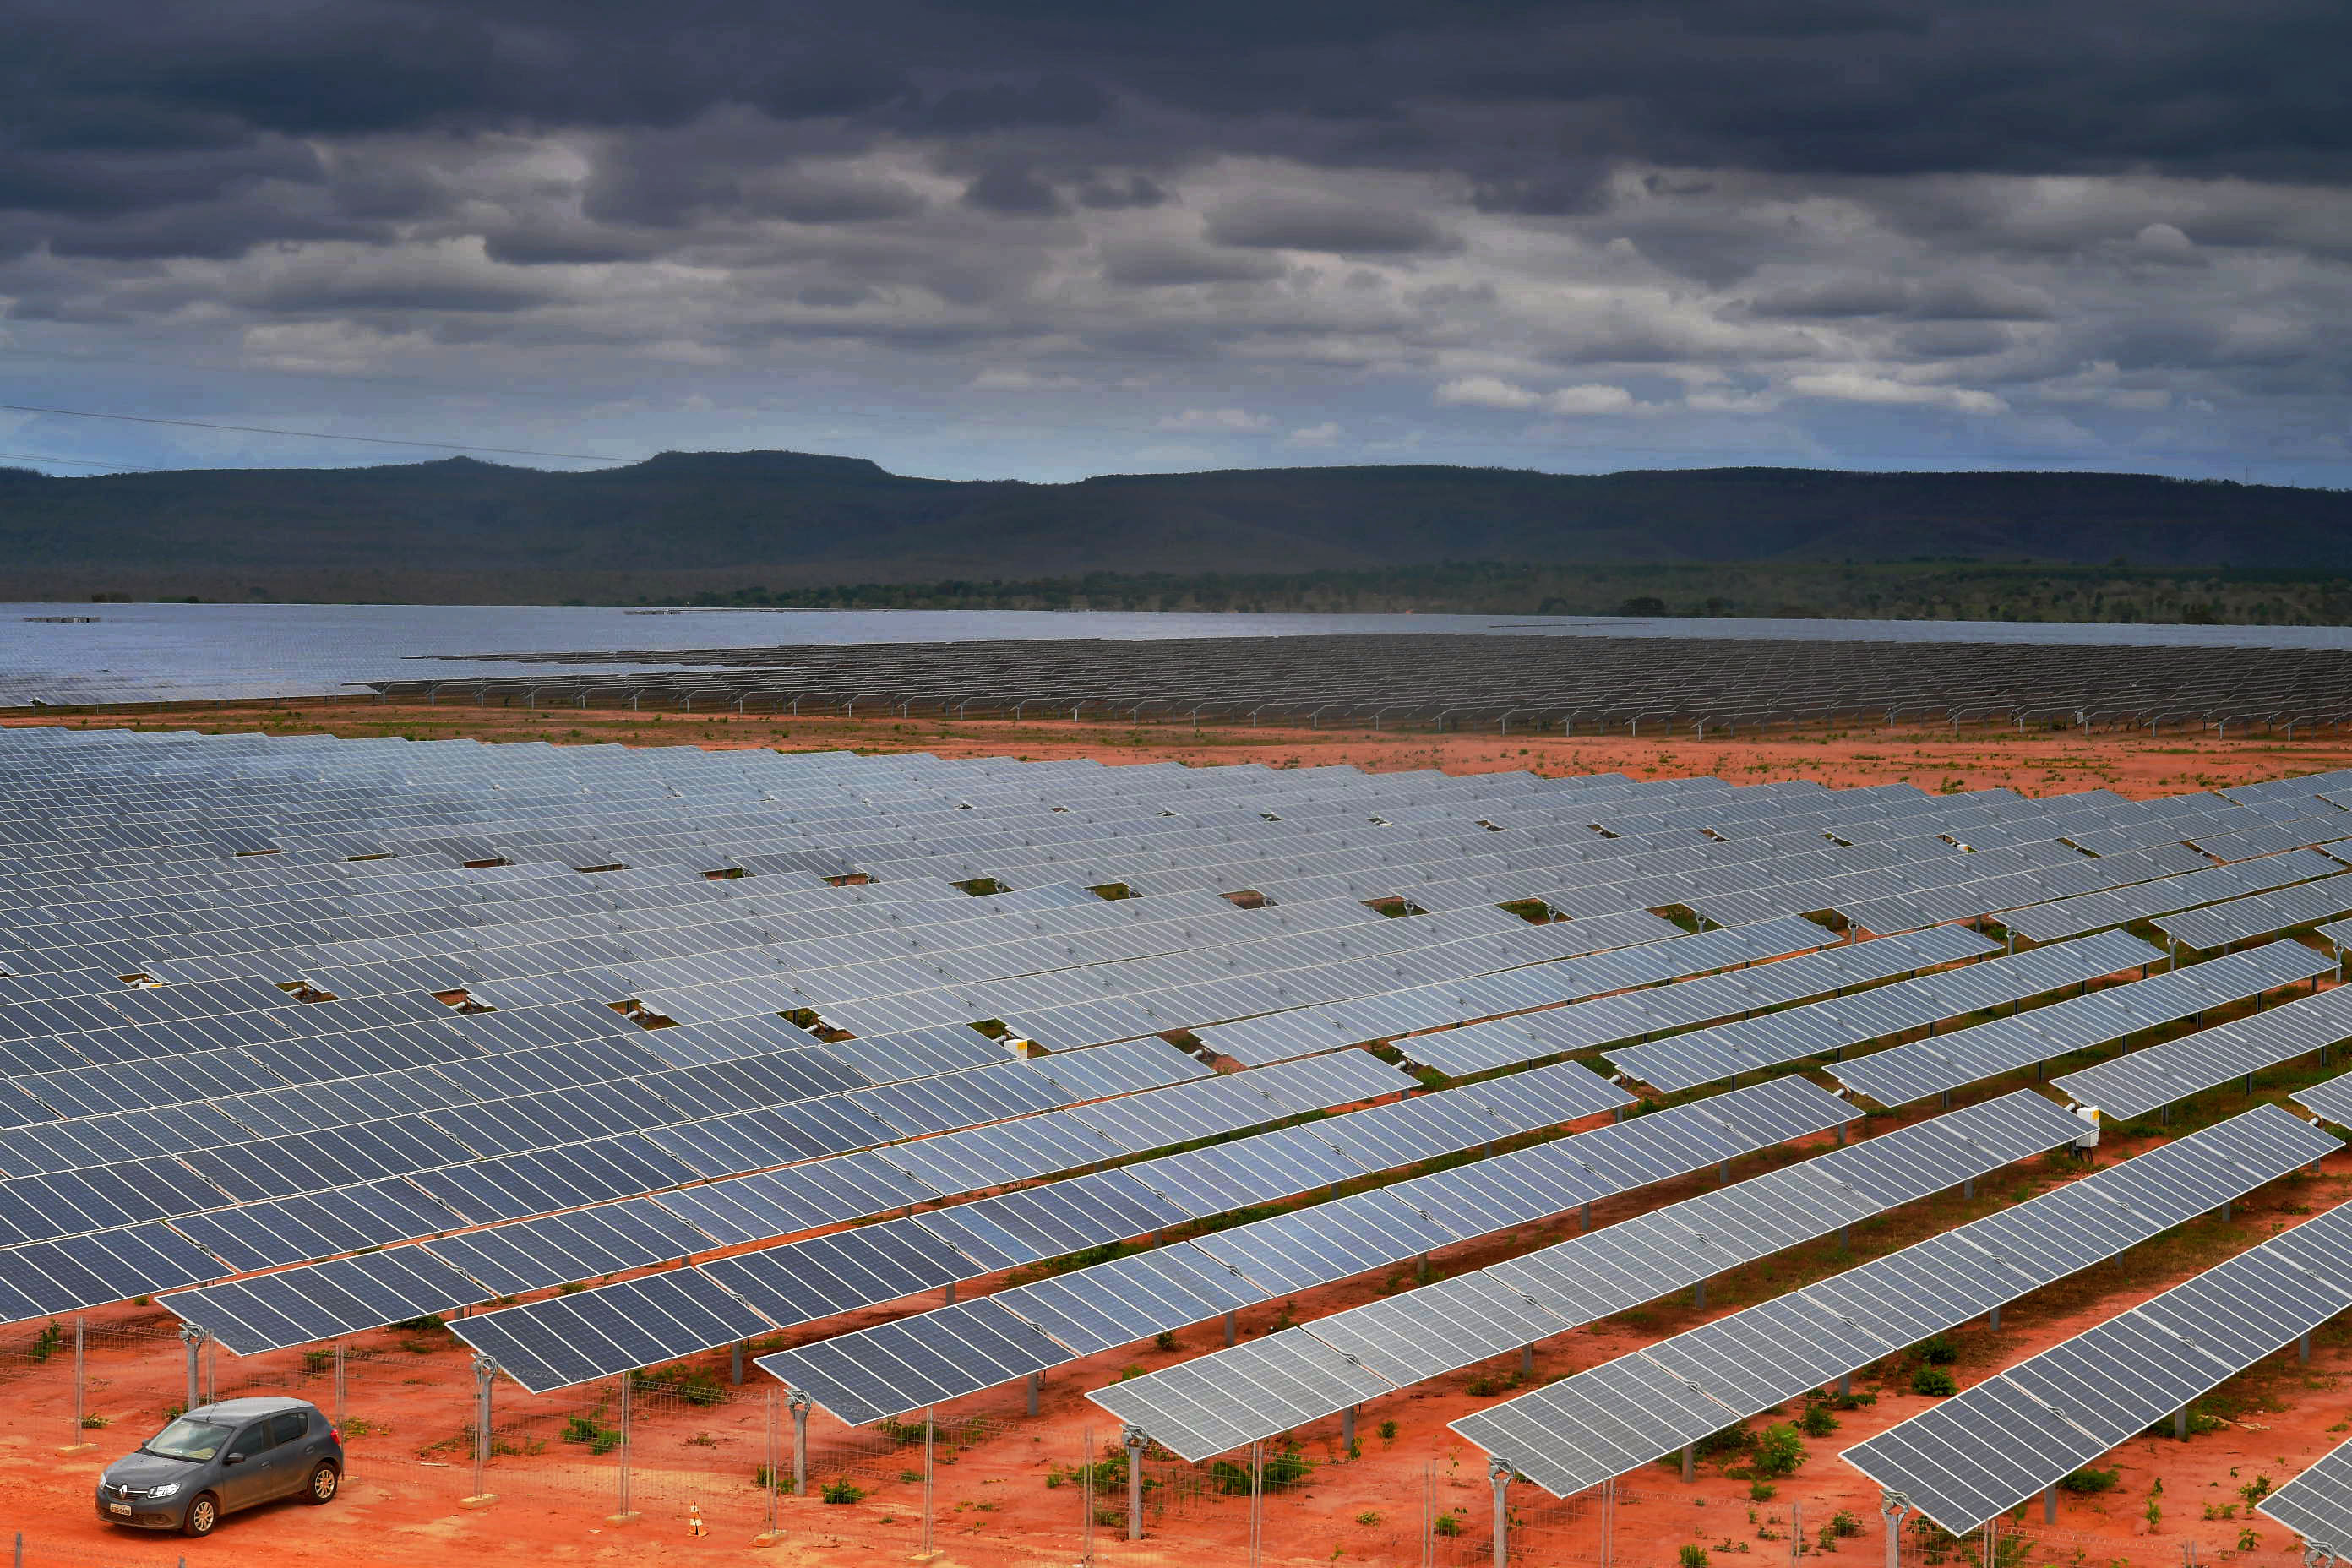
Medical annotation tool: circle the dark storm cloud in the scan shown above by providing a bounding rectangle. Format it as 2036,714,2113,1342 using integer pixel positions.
1204,193,1456,254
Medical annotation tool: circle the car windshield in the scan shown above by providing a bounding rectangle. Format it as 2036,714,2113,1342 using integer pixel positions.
141,1418,233,1462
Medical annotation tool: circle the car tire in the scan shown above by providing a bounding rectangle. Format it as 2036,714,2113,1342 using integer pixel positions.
306,1462,340,1505
183,1493,220,1537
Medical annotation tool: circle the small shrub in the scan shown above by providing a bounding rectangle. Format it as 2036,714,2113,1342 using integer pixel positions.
1830,1511,1862,1538
2241,1474,2273,1506
560,1414,620,1456
899,1469,921,1484
1750,1481,1777,1502
754,1463,779,1489
2239,1529,2261,1552
343,1416,387,1437
2060,1467,2119,1494
1680,1547,1712,1568
822,1478,866,1505
1355,1511,1381,1526
79,1413,110,1429
1749,1424,1808,1479
1153,1331,1181,1353
302,1349,335,1374
1918,1335,1959,1366
1378,1419,1399,1441
1799,1403,1839,1437
1433,1512,1463,1538
1911,1367,1957,1397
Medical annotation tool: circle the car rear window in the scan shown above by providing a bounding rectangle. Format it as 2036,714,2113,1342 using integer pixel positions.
269,1411,308,1446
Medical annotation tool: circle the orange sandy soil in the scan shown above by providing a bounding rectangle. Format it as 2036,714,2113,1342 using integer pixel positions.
8,699,2352,798
0,702,2347,1565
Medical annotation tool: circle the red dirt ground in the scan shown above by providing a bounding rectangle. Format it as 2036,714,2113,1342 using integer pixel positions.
0,704,2345,1567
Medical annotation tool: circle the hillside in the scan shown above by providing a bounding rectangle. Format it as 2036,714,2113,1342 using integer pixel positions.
1,452,2348,602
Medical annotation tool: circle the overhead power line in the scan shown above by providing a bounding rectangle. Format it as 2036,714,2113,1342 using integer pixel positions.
0,403,638,464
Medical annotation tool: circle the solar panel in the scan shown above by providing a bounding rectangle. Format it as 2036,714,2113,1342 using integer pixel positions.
1612,928,2159,1092
2258,1437,2352,1551
2055,982,2352,1120
2152,874,2352,952
1450,1102,2337,1499
1845,1199,2352,1536
1832,939,2333,1107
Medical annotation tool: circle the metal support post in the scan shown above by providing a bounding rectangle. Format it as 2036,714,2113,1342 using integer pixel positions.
1248,1440,1265,1568
1881,1490,1910,1568
754,1391,782,1546
1417,1252,1430,1283
1693,1278,1707,1309
2224,1198,2235,1222
731,1340,743,1386
2302,1331,2314,1364
1990,1304,2002,1331
1124,1424,1147,1539
1841,1225,1852,1251
2045,1484,2057,1523
1422,1462,1438,1568
1081,1424,1097,1568
1839,1372,1853,1396
1681,1443,1695,1481
1489,1458,1513,1568
1579,1202,1591,1231
178,1323,204,1415
2175,1407,2189,1440
607,1372,638,1523
1225,1311,1238,1347
1792,1502,1804,1568
62,1315,92,1453
1963,1177,1974,1200
920,1407,936,1560
1601,1477,1616,1568
1718,1160,1729,1183
943,1280,955,1304
1343,1405,1356,1451
1520,1344,1533,1378
461,1354,498,1507
1836,1121,1847,1146
1027,1370,1041,1416
788,1388,811,1497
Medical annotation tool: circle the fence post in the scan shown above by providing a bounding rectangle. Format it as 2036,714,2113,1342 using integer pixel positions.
62,1314,94,1453
1792,1501,1803,1568
1249,1439,1266,1568
787,1389,811,1497
755,1389,782,1546
1422,1462,1435,1568
608,1374,639,1523
334,1344,349,1431
919,1406,936,1561
177,1323,204,1414
1123,1424,1146,1540
1489,1457,1513,1568
461,1354,498,1508
1081,1424,1096,1568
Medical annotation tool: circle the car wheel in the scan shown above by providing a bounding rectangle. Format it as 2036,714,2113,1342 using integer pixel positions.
306,1462,340,1505
183,1493,220,1537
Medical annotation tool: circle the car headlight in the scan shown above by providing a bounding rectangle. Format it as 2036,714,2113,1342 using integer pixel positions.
148,1483,180,1499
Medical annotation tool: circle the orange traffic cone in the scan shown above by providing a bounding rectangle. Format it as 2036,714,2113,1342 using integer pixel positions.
689,1500,707,1537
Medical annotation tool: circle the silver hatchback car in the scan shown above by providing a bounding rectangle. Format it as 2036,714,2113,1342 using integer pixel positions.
96,1396,344,1536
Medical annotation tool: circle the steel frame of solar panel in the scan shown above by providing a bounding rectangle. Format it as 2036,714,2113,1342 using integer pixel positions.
753,1074,1855,1426
1086,1089,2085,1459
1448,1102,2338,1500
1830,938,2335,1108
1843,1195,2352,1536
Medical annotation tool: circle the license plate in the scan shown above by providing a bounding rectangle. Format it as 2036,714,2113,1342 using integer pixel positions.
108,1502,132,1515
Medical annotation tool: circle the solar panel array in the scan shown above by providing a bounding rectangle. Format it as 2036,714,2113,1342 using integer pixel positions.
1830,939,2333,1108
1089,1090,2085,1458
372,634,2352,736
1997,850,2347,945
448,1056,1636,1391
2151,874,2352,952
1448,1104,2337,1499
2050,983,2352,1121
2258,1436,2352,1551
1608,928,2159,1092
753,1075,1855,1425
1845,1194,2352,1535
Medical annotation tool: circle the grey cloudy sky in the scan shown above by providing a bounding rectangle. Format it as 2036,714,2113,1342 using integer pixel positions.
3,0,2349,482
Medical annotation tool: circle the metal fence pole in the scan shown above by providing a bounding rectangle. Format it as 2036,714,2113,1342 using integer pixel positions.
609,1374,638,1523
1081,1424,1096,1568
63,1314,93,1453
787,1389,810,1497
1489,1458,1512,1568
334,1344,347,1430
1792,1501,1804,1568
755,1389,781,1546
1881,1491,1910,1568
1123,1424,1146,1540
177,1324,204,1413
921,1406,935,1560
1422,1462,1435,1568
1249,1439,1265,1568
460,1354,498,1506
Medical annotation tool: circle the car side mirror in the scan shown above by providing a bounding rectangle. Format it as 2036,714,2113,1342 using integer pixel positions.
224,1452,246,1466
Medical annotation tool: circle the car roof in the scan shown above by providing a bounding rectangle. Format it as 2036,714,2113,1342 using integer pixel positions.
183,1396,318,1421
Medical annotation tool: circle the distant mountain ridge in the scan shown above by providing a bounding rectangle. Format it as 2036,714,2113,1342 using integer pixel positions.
1,453,2347,600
